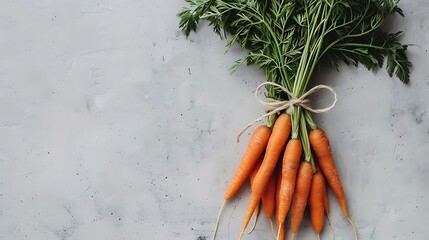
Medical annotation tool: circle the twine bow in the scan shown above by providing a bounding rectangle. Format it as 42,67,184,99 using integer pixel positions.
237,82,337,142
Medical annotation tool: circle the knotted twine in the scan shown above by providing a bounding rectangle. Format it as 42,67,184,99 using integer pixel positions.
236,82,337,142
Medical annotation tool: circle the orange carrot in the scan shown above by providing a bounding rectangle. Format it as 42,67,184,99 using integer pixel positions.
309,169,326,235
309,128,347,217
261,169,277,219
224,125,271,200
239,113,291,238
277,139,302,225
290,161,313,239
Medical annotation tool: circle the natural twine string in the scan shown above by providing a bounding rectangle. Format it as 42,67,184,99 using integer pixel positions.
236,82,337,142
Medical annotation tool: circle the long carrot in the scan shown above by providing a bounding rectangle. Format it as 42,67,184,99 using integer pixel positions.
212,126,270,240
277,139,302,225
309,168,326,237
239,113,291,238
310,128,357,240
225,125,271,200
290,161,313,240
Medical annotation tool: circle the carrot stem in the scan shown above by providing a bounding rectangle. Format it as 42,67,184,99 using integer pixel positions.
300,114,316,172
267,113,278,129
211,200,226,240
304,110,317,130
291,106,301,139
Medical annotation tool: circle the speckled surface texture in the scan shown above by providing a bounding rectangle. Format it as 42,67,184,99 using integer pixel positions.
0,1,428,239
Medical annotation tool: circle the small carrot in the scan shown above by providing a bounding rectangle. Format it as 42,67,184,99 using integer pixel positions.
290,161,313,240
224,125,271,200
309,168,326,236
239,113,291,238
310,128,357,240
277,139,302,225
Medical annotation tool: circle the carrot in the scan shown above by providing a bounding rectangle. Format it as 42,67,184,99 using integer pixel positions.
277,139,302,225
309,168,326,236
310,128,357,240
239,113,291,238
290,161,313,240
261,168,277,219
224,125,271,200
212,126,270,240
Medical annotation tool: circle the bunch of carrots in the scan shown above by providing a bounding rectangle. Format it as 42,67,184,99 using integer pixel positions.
214,113,356,240
178,0,411,239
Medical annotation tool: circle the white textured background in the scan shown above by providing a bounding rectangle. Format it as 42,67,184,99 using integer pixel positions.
0,1,428,239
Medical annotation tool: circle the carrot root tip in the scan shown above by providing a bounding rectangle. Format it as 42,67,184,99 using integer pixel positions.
326,214,336,240
346,216,358,240
247,208,260,234
238,230,245,240
211,200,226,240
270,219,276,239
276,223,282,240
